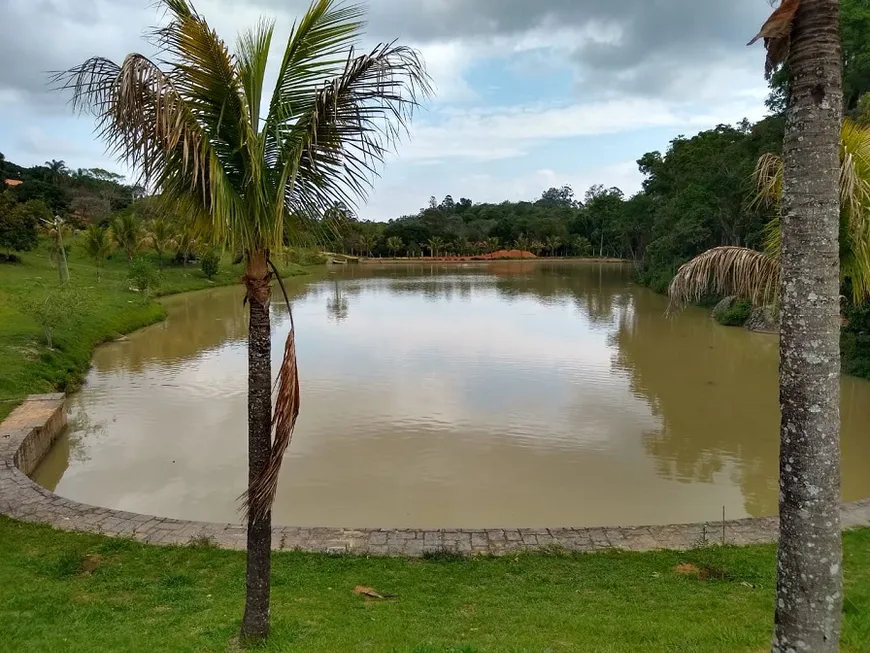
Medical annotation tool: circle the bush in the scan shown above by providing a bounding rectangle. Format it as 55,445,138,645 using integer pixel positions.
0,194,40,258
19,286,90,349
127,258,160,296
714,298,753,327
200,249,220,279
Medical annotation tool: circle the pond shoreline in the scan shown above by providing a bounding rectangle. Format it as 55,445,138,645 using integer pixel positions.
4,393,869,556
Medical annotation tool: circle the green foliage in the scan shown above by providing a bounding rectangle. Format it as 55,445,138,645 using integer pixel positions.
110,214,141,261
127,257,160,296
200,248,220,279
0,194,41,259
2,518,870,652
843,297,870,378
80,224,113,276
713,299,753,328
0,244,309,420
17,286,90,349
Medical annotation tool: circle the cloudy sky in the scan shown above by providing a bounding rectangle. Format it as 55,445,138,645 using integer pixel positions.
0,0,774,220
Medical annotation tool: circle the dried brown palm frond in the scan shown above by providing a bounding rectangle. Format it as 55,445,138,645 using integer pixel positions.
747,0,800,80
243,328,300,522
667,246,780,313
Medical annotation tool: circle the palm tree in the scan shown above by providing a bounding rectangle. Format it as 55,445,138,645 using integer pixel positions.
54,0,429,641
41,216,71,284
667,118,870,310
514,234,530,253
359,233,377,257
426,235,444,257
385,235,403,257
753,2,845,650
485,236,499,253
45,159,68,183
572,234,591,257
81,224,113,280
142,217,177,267
110,214,141,262
544,235,561,257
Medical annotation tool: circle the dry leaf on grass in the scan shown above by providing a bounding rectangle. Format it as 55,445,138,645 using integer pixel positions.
353,586,386,599
674,563,710,580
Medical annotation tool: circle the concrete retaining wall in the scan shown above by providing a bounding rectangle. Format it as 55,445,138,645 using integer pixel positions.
2,394,869,556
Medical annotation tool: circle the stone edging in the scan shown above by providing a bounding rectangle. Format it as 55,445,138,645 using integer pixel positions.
2,394,869,556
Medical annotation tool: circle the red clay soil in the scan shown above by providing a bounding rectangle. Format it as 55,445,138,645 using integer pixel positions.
477,249,537,259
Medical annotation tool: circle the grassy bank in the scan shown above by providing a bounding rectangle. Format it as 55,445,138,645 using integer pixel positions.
1,518,868,652
0,240,310,420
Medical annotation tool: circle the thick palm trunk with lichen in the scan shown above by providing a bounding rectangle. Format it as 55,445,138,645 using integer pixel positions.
241,251,272,641
773,1,844,651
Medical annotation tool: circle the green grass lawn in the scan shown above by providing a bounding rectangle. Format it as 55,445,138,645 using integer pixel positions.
0,519,867,653
0,240,310,420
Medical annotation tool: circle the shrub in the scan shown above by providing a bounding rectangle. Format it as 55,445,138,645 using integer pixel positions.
714,298,753,327
128,257,160,296
0,194,40,258
200,248,220,279
19,286,90,349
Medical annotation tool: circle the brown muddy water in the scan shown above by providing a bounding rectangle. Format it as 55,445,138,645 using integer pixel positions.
33,262,870,528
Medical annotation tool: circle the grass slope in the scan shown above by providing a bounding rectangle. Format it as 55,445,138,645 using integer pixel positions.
1,518,869,652
0,240,308,420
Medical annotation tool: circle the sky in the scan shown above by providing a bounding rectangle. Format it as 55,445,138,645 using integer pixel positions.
0,0,775,221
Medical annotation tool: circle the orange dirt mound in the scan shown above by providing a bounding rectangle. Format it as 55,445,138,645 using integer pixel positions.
478,249,536,259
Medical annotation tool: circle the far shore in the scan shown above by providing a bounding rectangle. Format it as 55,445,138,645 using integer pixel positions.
347,256,628,265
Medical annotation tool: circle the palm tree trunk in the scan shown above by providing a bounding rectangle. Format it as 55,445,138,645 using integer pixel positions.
773,1,843,651
241,250,273,642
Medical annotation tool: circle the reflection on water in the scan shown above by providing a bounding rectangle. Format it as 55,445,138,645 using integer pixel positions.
32,262,870,528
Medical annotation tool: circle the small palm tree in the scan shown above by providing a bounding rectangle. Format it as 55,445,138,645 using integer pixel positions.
514,234,530,253
485,236,499,253
545,235,561,257
572,235,591,257
386,235,403,257
54,0,429,640
668,118,870,311
359,233,377,257
142,217,177,267
81,223,113,280
110,214,141,262
426,235,444,257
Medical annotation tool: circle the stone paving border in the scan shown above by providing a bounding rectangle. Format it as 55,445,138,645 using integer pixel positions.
3,394,870,556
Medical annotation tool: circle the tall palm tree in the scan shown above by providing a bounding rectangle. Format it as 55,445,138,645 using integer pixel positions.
667,118,870,310
45,159,68,183
426,235,444,257
359,233,377,257
544,235,561,257
110,214,142,262
142,217,177,267
386,235,403,257
81,223,113,280
54,0,429,641
749,2,844,650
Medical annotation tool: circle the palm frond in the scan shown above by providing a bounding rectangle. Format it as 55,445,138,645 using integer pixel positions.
749,152,783,211
667,246,780,312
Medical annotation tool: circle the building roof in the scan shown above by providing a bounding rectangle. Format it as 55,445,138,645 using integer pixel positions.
4,179,23,187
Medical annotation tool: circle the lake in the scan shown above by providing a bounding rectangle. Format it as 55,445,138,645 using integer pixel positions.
33,262,870,528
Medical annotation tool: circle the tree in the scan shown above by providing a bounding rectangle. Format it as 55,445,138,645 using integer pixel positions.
45,159,68,183
754,1,845,650
54,0,429,641
426,235,444,257
110,214,141,262
0,194,40,260
544,235,561,257
69,195,112,227
485,236,499,253
359,233,377,257
143,217,177,267
80,224,113,280
514,234,530,252
40,215,71,284
386,235,403,257
667,118,870,309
